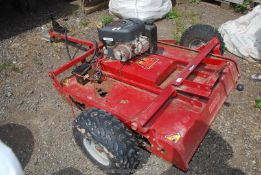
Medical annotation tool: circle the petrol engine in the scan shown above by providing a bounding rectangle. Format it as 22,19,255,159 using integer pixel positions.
98,19,158,62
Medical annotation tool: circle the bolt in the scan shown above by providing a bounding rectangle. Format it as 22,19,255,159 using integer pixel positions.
224,102,231,107
131,123,138,130
236,84,244,91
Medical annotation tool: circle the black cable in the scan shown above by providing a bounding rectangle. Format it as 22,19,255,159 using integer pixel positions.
79,40,98,76
64,29,96,62
72,44,82,59
90,40,98,63
64,29,72,60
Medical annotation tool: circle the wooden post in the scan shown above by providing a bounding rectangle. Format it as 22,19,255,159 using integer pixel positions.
83,1,108,15
78,0,109,14
221,1,232,9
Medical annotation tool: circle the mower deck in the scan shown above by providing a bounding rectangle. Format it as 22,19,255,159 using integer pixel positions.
49,31,239,171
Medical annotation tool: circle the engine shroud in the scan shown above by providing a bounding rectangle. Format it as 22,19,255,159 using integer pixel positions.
98,19,145,43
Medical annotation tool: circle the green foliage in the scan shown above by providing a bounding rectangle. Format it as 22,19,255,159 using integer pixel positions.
79,20,90,28
234,0,252,13
166,9,182,19
166,9,185,42
256,98,261,109
165,8,202,42
186,11,201,25
34,58,43,66
0,62,21,73
189,0,201,4
174,18,186,42
100,15,113,26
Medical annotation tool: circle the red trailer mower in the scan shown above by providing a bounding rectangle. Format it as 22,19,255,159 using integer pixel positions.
48,19,239,174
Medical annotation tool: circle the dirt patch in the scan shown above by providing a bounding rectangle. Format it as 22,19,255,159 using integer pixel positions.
0,0,260,175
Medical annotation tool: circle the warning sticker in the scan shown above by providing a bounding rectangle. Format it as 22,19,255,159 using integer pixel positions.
136,57,159,69
165,133,181,143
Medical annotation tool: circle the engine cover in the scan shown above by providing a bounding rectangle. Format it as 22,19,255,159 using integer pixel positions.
98,19,145,43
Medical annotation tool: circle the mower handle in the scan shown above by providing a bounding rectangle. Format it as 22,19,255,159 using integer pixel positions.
48,30,98,76
48,30,103,91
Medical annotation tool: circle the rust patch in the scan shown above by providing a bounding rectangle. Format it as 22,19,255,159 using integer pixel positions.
77,127,86,134
120,99,129,104
62,78,70,87
136,57,159,69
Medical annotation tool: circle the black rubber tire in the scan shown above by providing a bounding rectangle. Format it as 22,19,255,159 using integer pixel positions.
180,24,225,55
73,108,141,174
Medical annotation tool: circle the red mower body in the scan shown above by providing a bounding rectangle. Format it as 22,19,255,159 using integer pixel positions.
49,31,239,171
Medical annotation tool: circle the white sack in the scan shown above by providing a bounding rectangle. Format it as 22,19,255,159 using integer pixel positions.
109,0,172,21
0,141,24,175
219,5,261,61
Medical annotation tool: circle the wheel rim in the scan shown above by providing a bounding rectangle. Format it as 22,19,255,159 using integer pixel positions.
189,39,206,49
83,138,110,166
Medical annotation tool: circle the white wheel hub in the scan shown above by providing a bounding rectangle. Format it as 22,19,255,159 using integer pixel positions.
83,138,110,166
189,39,206,49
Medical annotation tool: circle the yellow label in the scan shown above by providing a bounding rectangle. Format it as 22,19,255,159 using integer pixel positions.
165,133,181,143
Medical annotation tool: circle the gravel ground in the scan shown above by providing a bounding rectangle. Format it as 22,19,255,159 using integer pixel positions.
0,0,260,175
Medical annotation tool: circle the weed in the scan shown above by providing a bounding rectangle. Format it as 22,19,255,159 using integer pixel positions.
0,62,21,73
174,18,186,42
166,9,185,42
256,98,261,108
79,20,89,28
100,15,113,26
189,0,201,4
166,8,203,42
34,58,43,66
166,9,182,19
234,0,252,13
186,11,201,25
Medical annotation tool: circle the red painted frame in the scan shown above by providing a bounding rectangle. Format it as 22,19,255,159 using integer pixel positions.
48,30,239,171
